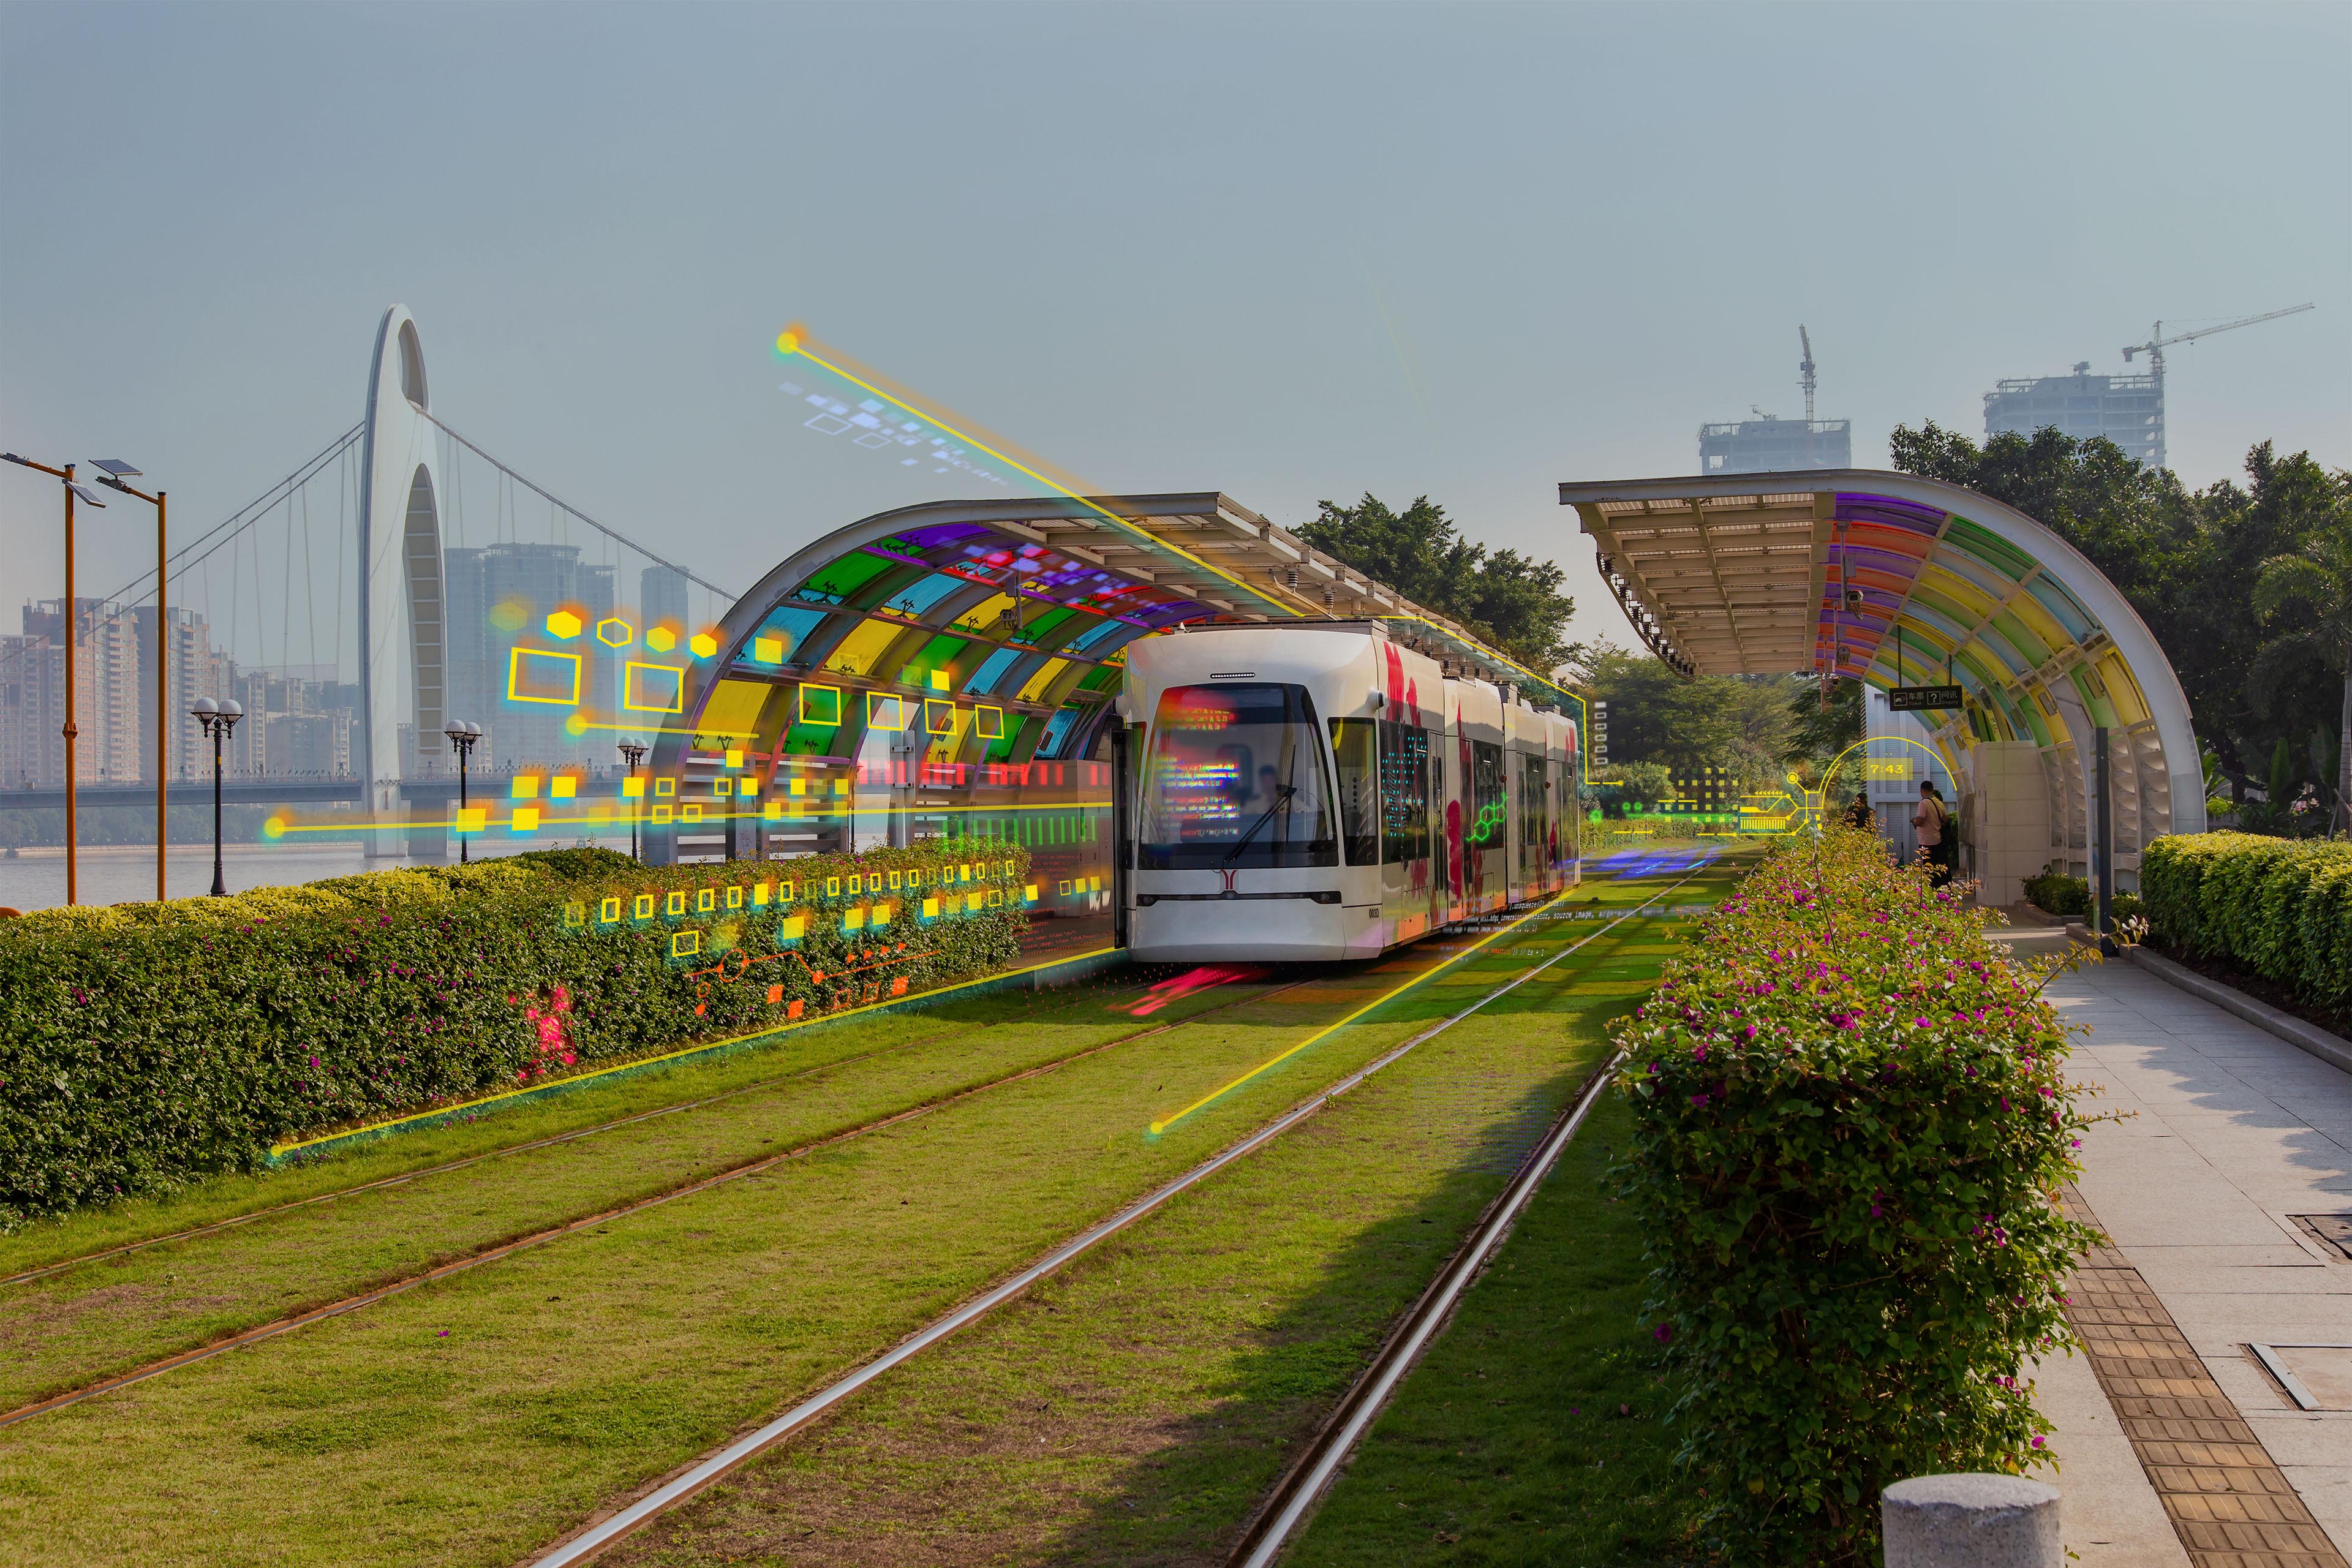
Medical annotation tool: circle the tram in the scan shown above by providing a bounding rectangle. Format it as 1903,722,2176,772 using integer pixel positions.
1119,622,1579,962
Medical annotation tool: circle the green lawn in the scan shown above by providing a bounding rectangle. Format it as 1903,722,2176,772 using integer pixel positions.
592,857,1749,1567
1284,1093,1709,1567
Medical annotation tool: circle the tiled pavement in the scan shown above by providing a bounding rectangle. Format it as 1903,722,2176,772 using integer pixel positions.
2020,932,2352,1565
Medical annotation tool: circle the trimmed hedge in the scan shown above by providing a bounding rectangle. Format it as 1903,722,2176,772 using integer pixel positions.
1613,828,2098,1565
0,840,1029,1227
2020,874,2141,926
2141,832,2352,1019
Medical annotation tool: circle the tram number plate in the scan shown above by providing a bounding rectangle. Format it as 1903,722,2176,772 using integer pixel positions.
1888,685,1962,712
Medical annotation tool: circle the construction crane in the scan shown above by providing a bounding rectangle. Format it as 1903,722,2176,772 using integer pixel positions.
2118,303,2312,470
2123,303,2314,377
1799,325,1818,424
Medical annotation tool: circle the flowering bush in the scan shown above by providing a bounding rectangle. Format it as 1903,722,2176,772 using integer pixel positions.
0,840,1027,1227
1611,828,2100,1565
2141,832,2352,1021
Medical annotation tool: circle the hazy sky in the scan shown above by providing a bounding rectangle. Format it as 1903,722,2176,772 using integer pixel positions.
3,1,2345,660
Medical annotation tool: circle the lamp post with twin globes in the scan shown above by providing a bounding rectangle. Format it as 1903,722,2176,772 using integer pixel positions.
189,696,243,897
443,721,482,862
617,739,648,862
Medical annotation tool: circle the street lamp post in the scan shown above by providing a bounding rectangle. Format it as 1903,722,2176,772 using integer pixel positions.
189,696,243,897
443,721,481,862
618,739,648,862
91,461,167,902
2,453,110,906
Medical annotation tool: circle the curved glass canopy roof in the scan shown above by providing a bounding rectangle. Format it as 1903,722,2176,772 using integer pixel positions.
643,494,1575,866
1558,469,2206,862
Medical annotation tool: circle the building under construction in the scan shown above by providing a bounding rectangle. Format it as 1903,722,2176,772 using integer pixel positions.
1699,326,1851,474
1983,304,2313,472
1983,364,2163,467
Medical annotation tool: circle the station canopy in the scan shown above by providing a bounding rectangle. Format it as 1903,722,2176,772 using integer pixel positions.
1558,469,2207,850
663,492,1573,780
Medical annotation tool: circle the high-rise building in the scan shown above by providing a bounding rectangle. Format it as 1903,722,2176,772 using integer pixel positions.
1982,363,2162,467
1698,416,1852,475
22,600,143,783
640,564,688,639
444,543,618,769
0,632,63,788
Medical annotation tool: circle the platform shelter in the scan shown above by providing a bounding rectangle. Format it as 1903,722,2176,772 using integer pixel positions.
639,492,1577,918
1558,470,2206,903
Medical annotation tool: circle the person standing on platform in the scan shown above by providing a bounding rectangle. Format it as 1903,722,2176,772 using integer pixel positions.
1912,778,1949,885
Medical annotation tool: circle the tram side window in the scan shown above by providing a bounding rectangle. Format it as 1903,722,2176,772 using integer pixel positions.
1469,741,1506,846
1329,718,1379,866
1521,753,1546,854
1139,683,1338,869
1379,720,1431,863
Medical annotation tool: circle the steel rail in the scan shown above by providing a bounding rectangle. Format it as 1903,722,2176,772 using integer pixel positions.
525,865,1711,1568
0,974,1302,1430
1228,1052,1629,1567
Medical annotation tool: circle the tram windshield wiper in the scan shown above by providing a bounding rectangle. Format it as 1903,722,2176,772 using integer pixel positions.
1223,784,1297,865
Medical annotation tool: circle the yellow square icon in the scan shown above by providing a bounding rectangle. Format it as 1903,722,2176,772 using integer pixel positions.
752,882,771,906
512,806,541,832
652,804,673,824
633,893,656,919
622,776,646,799
682,803,703,823
599,896,622,923
455,806,486,834
655,778,676,797
929,669,951,691
668,891,688,916
726,886,743,910
698,889,715,913
550,775,578,800
726,748,744,769
511,775,541,800
763,801,782,821
790,778,806,797
714,778,734,796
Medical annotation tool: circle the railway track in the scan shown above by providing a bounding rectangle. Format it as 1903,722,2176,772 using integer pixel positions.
524,861,1713,1567
0,968,1299,1428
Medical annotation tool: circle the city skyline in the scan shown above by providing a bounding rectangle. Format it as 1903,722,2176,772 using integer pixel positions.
2,3,2342,663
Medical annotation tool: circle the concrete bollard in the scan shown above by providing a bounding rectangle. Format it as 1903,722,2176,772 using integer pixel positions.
1882,1474,2060,1568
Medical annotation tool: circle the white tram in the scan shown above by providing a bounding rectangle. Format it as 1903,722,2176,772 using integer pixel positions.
1120,622,1579,962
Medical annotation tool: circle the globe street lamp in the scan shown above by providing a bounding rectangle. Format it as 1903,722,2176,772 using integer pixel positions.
189,696,243,897
91,461,167,903
617,739,648,862
443,720,482,862
3,453,110,905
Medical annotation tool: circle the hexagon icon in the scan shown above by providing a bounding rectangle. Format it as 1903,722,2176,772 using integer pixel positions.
689,631,720,659
545,609,584,640
646,626,678,653
596,617,635,648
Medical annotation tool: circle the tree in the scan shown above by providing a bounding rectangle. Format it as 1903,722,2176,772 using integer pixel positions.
1297,494,1579,673
2253,527,2352,834
1784,676,1863,776
1890,421,2349,800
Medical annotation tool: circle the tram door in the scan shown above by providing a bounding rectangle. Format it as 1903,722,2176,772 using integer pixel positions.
1378,719,1436,943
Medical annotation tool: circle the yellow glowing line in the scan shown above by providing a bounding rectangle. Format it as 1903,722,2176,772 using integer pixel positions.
1145,890,1573,1137
781,332,1285,614
267,799,1115,834
270,946,1118,1158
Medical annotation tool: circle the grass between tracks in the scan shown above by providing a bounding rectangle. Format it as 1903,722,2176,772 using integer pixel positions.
0,875,1665,1567
595,856,1752,1568
0,970,1246,1412
1284,1092,1706,1567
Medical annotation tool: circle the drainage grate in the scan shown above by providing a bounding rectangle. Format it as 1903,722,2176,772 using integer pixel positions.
2290,1214,2352,1260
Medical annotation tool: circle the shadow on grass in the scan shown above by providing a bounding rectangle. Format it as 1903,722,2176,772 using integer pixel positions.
1025,925,1709,1568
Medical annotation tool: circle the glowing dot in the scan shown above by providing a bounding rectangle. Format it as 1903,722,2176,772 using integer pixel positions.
689,632,719,660
564,712,589,738
775,329,800,355
263,815,287,840
646,627,677,653
544,610,583,640
596,617,635,648
752,635,785,663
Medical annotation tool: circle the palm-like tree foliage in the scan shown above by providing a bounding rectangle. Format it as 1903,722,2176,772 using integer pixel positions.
2254,529,2352,832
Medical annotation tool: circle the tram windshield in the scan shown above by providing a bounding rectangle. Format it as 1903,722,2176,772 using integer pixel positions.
1139,683,1338,869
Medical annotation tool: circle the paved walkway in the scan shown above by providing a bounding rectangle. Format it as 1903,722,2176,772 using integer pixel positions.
2019,929,2352,1566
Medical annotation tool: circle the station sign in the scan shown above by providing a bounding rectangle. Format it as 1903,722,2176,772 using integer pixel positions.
1888,684,1963,712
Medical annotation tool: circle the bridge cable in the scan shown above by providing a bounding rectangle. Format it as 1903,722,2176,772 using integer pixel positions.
419,409,735,602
